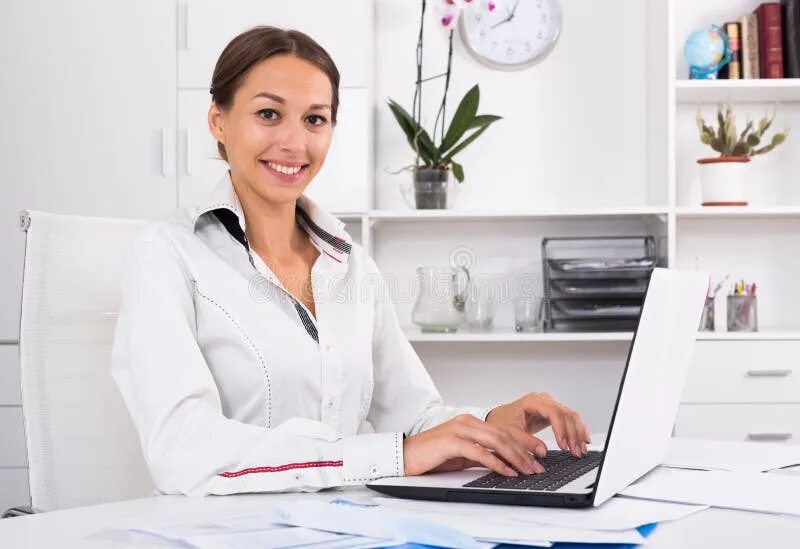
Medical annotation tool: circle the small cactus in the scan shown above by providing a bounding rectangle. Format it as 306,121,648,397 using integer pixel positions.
696,102,789,158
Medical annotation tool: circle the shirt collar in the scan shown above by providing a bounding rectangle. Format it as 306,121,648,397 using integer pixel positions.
191,172,352,265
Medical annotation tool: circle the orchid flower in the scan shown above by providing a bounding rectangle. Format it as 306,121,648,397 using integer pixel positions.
431,0,502,30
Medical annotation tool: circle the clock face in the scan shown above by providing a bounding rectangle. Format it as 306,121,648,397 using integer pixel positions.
459,0,561,70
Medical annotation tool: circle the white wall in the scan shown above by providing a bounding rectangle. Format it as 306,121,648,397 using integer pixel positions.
375,0,651,210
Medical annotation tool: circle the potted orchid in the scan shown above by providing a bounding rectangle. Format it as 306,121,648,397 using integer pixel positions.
387,0,502,209
696,103,788,206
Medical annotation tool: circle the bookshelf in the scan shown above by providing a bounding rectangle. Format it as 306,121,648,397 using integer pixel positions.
675,79,800,103
668,0,800,442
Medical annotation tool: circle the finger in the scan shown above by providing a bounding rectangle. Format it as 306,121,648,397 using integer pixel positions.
507,430,547,473
562,411,582,457
567,411,590,457
511,430,548,459
540,407,569,452
462,416,539,472
459,423,538,475
460,441,517,477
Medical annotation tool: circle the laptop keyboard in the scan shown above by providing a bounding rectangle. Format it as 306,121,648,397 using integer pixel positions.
463,450,603,492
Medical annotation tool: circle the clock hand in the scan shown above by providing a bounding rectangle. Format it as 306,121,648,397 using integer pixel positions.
490,17,511,29
491,0,519,29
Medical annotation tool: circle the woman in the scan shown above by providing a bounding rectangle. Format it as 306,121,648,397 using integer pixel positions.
111,26,591,497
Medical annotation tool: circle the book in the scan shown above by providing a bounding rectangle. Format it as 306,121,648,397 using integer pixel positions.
718,22,730,79
724,22,743,78
783,0,800,77
756,2,785,78
739,13,761,78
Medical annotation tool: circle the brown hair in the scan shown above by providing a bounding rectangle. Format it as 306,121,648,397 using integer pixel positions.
210,26,340,162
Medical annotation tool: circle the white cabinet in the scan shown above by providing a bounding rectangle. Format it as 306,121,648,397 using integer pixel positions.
0,0,179,341
682,341,800,404
675,404,800,444
178,0,373,89
677,341,800,444
178,88,370,212
0,345,21,406
0,469,29,513
178,90,230,209
0,407,27,467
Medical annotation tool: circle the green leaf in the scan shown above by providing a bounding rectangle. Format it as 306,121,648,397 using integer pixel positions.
450,161,464,183
441,123,491,164
731,142,749,156
468,114,502,129
440,85,480,154
746,133,760,147
387,99,438,164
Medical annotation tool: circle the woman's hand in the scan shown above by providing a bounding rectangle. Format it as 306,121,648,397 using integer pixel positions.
485,392,591,458
403,414,547,477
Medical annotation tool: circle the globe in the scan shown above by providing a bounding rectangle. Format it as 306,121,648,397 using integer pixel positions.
684,26,730,79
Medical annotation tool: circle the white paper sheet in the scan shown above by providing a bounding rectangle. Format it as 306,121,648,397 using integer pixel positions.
380,508,645,545
663,438,800,473
184,529,392,549
373,495,706,531
621,466,800,516
275,501,482,549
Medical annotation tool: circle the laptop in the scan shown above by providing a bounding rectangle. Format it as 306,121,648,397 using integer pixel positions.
367,268,708,508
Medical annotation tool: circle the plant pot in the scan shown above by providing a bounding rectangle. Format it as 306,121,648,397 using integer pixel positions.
697,156,750,206
407,167,456,210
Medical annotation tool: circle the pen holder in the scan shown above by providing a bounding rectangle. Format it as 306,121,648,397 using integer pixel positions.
727,295,758,332
699,296,715,331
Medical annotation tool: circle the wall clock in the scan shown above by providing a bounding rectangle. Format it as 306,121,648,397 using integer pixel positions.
459,0,561,71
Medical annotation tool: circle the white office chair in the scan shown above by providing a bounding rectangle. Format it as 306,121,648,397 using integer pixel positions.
10,210,154,513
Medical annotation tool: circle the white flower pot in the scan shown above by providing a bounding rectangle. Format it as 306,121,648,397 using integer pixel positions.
697,157,750,206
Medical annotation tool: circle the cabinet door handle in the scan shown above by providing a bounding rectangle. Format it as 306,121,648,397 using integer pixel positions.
161,128,168,176
746,369,791,378
746,433,793,442
185,0,191,50
185,128,192,176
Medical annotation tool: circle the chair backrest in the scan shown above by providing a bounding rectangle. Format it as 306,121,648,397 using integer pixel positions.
18,210,154,512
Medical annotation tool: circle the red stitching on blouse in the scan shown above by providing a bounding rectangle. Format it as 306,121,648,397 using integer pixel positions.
217,460,344,478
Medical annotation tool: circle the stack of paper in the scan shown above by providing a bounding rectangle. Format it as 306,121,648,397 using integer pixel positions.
621,466,800,516
663,438,800,473
121,494,698,548
371,495,707,545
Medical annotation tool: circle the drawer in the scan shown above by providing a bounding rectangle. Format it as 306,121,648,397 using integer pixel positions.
0,344,21,405
0,468,30,512
682,341,800,404
0,407,27,467
675,404,800,444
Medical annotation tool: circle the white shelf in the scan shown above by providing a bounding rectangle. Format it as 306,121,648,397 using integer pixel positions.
403,327,634,343
675,79,800,104
368,206,669,221
403,327,800,343
696,331,800,341
676,206,800,219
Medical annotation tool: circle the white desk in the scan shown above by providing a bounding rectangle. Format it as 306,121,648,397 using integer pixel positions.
1,486,799,548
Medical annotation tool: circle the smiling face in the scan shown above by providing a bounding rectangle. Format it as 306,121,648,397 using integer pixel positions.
208,54,335,206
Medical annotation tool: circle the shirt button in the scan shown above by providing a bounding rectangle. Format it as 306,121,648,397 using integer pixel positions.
370,465,379,475
325,343,332,352
327,399,335,408
294,473,303,481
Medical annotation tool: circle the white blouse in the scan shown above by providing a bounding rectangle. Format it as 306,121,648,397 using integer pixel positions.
111,173,490,496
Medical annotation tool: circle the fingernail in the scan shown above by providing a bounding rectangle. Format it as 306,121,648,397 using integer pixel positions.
534,462,545,474
582,442,588,454
535,445,547,458
507,468,518,477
